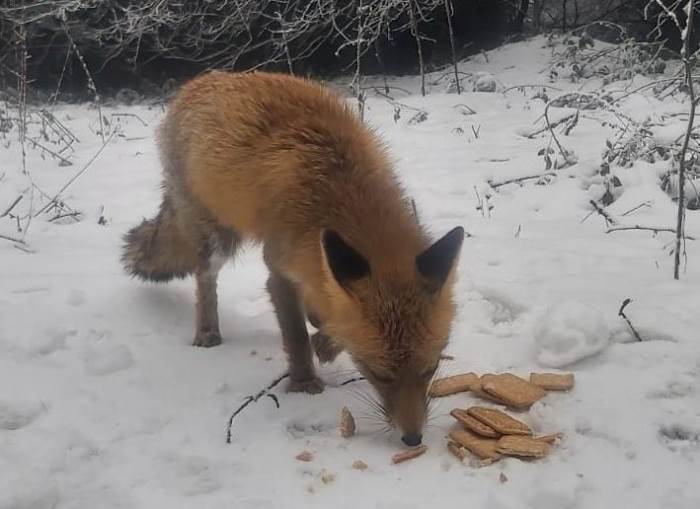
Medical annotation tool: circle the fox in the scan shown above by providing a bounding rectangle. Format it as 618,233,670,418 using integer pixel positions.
122,70,464,446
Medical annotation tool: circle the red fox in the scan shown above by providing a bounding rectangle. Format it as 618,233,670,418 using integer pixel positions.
122,71,464,446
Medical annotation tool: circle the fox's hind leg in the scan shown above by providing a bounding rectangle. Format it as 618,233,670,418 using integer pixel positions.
266,272,324,394
193,248,224,348
193,229,238,347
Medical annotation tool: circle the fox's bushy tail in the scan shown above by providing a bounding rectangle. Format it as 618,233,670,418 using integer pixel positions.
121,196,197,282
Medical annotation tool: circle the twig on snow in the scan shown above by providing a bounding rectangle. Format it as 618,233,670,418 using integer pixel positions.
489,172,556,189
34,130,116,218
1,195,23,218
0,233,26,244
525,112,577,138
110,113,148,127
618,298,644,342
226,372,289,444
589,199,617,226
606,224,696,240
27,137,73,166
621,201,652,216
225,372,366,444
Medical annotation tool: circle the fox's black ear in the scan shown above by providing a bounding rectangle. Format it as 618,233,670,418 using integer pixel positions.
322,230,370,287
416,226,464,289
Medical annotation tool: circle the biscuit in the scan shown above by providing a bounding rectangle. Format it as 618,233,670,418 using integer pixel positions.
448,429,501,460
467,406,531,435
482,373,546,409
352,460,368,470
530,373,575,391
392,445,428,464
429,373,479,397
295,450,313,462
447,441,468,461
496,435,550,458
340,406,356,438
450,408,501,438
535,433,563,444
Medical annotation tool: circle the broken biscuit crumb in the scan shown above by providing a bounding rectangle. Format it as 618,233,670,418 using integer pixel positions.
447,441,468,461
352,460,368,470
340,406,356,438
320,469,336,484
392,445,428,464
295,450,313,462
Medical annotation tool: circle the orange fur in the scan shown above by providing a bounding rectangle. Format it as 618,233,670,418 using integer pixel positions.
126,70,464,440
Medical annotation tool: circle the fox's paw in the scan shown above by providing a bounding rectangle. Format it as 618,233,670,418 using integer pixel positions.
287,376,325,395
192,331,222,348
311,332,343,364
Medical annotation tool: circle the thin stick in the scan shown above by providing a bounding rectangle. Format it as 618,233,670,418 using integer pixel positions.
49,211,82,222
673,0,696,279
502,84,563,93
110,113,148,127
443,0,460,94
525,112,577,138
1,195,23,218
226,372,289,444
15,22,27,176
0,233,25,244
606,225,696,240
589,199,617,226
408,0,426,97
27,137,73,166
34,131,115,217
618,298,644,342
544,101,576,166
489,172,556,189
621,201,652,216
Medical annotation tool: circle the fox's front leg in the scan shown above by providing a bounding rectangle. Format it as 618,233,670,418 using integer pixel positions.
306,312,344,364
310,331,344,364
266,272,324,394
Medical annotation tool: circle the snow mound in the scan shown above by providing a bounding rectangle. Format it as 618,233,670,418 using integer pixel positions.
84,344,134,375
534,300,610,367
0,399,45,430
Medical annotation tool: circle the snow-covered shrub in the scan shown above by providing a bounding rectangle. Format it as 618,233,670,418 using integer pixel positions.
548,33,666,84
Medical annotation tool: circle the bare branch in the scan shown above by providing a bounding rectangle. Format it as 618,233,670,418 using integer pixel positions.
606,224,696,240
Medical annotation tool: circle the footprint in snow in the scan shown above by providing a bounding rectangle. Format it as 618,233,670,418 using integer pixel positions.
24,327,76,357
158,452,221,496
84,344,134,375
66,288,86,307
286,420,333,439
659,424,700,455
647,375,695,400
0,399,46,430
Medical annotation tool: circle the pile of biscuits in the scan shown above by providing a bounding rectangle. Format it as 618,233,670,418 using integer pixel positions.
430,371,574,465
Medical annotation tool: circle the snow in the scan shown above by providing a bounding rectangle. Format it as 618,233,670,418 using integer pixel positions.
2,35,700,508
533,300,610,368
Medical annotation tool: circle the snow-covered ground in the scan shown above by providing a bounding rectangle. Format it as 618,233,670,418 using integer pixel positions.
2,36,700,509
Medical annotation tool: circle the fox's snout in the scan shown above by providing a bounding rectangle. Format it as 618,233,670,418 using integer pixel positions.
383,377,429,446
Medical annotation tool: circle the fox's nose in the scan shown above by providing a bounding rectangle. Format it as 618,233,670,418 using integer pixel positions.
401,434,423,447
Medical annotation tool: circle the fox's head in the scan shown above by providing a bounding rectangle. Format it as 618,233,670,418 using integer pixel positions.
321,226,464,446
